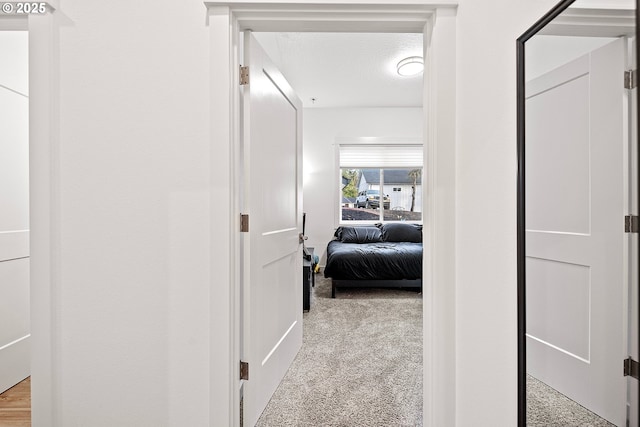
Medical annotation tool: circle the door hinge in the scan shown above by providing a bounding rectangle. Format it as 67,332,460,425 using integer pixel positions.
625,70,637,89
240,66,249,86
240,361,249,380
624,357,639,379
625,215,639,233
240,214,249,232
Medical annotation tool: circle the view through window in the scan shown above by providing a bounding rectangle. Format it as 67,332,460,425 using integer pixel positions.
339,143,423,223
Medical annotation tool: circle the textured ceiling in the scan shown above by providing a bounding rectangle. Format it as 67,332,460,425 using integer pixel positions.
253,32,423,109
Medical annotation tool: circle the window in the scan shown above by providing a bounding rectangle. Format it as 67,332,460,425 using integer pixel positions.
339,143,422,223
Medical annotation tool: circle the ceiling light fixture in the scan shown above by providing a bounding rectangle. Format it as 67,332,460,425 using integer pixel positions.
396,56,424,76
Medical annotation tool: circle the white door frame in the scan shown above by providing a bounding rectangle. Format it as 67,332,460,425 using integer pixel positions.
208,2,458,426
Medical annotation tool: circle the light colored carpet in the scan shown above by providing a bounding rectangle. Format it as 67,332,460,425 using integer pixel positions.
255,274,423,427
254,273,616,426
526,375,615,426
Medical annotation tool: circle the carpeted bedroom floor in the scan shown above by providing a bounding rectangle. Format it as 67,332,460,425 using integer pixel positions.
255,274,423,427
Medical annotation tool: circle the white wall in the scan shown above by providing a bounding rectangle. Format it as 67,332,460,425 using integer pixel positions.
455,0,558,425
0,30,30,394
303,107,423,263
31,3,213,425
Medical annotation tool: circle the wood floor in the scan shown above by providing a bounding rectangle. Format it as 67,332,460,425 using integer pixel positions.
0,378,30,427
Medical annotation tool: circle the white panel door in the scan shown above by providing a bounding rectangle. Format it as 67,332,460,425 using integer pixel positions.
526,38,626,426
0,35,30,394
241,33,303,427
0,258,30,393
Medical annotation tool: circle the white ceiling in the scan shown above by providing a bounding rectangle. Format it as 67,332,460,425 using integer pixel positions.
253,32,423,109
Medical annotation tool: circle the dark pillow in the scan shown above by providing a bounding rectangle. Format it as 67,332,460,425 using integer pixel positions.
339,226,383,243
379,223,422,243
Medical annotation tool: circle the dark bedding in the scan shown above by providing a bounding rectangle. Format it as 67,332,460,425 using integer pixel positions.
324,240,422,280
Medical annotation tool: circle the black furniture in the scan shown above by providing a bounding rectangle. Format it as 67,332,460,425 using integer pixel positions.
324,224,422,298
302,247,315,311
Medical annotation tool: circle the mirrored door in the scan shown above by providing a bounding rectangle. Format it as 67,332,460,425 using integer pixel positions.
518,1,638,426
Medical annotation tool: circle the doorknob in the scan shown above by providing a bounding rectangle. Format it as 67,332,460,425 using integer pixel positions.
299,233,308,244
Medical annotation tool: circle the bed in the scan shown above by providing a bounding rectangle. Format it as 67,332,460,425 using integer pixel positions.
323,223,423,297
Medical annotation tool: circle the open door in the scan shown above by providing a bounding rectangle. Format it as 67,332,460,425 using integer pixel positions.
240,33,304,427
0,29,30,395
525,38,627,425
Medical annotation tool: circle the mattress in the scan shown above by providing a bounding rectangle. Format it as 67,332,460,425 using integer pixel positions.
323,240,422,280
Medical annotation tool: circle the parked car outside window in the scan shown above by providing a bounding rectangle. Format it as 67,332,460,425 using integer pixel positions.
356,189,390,209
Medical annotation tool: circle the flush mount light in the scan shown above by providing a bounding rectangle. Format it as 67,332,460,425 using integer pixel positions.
396,56,424,76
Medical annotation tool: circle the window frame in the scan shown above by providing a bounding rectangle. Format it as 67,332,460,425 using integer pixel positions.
335,137,423,226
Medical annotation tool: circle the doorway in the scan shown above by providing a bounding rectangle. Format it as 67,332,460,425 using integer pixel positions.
246,31,425,426
208,3,457,426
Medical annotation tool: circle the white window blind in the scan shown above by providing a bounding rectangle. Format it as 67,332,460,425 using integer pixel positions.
339,144,423,168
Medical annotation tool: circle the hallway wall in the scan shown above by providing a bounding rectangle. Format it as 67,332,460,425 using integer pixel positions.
32,3,213,425
455,0,557,424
